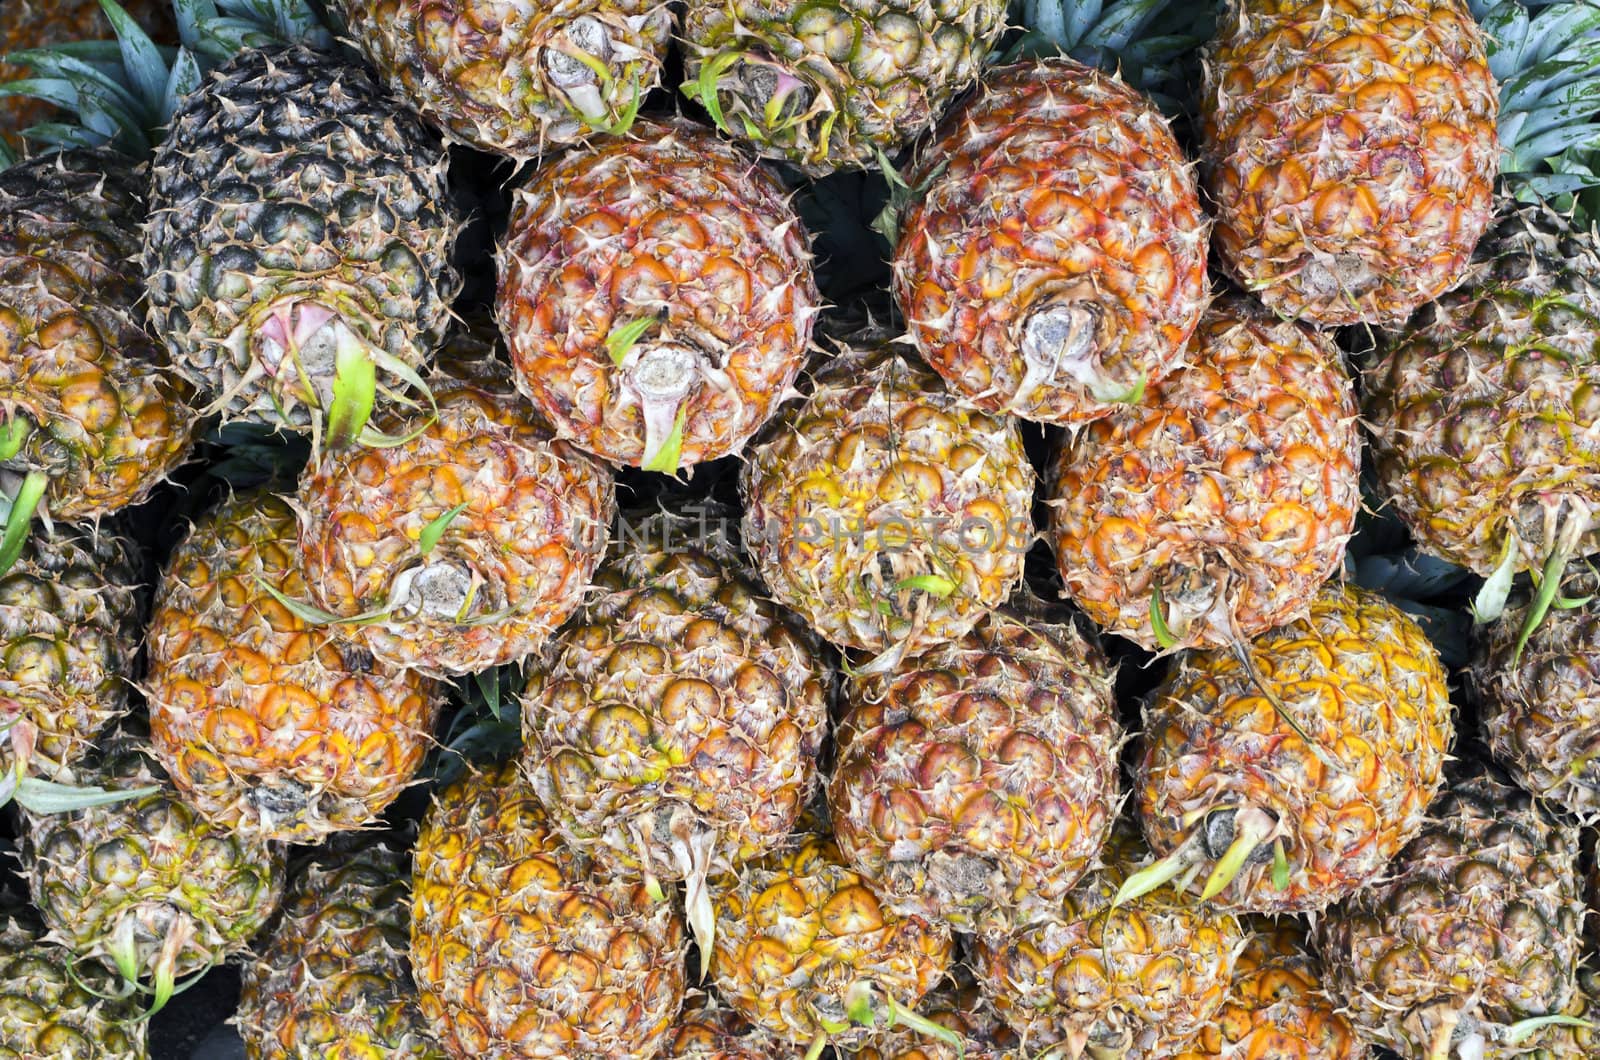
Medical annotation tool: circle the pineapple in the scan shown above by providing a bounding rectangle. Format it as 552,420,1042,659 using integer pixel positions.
679,0,1009,173
1123,584,1454,915
496,118,820,473
1364,200,1600,623
520,508,830,966
709,826,957,1056
410,761,687,1059
1202,0,1500,326
237,834,445,1059
666,994,782,1058
329,0,672,156
891,58,1209,427
968,822,1245,1058
0,148,195,554
23,725,287,1010
293,347,617,676
1047,294,1361,652
145,492,443,842
0,523,142,784
1470,562,1600,821
1168,918,1368,1060
0,899,148,1059
846,976,1023,1060
829,601,1123,937
142,43,462,449
1318,765,1586,1059
741,339,1034,663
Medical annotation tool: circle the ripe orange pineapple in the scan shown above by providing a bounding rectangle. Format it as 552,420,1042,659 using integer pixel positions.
710,827,957,1056
829,601,1122,937
497,118,819,473
741,339,1034,661
1202,0,1499,326
1127,584,1453,915
294,349,616,676
146,492,443,842
893,58,1209,426
1047,295,1361,651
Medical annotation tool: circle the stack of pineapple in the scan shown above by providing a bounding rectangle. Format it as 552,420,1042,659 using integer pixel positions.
0,0,1598,1056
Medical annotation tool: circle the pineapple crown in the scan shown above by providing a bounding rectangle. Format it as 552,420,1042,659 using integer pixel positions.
0,0,330,166
1470,0,1600,200
1003,0,1211,109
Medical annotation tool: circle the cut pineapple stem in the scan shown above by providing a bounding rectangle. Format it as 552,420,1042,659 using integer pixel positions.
1426,1009,1460,1060
1199,807,1277,901
629,344,699,474
0,470,48,579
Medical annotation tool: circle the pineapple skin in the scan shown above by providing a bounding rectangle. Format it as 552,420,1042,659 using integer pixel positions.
521,509,830,885
1048,295,1361,652
497,118,819,471
741,341,1035,657
1365,200,1600,578
1471,563,1600,822
0,149,196,521
664,995,782,1059
1318,767,1586,1058
295,355,617,677
830,604,1123,937
237,836,446,1060
1168,918,1368,1060
893,59,1209,427
146,493,443,843
0,912,148,1059
709,828,954,1050
0,524,142,782
1136,585,1453,914
410,762,688,1060
680,0,1008,173
142,44,461,436
330,0,673,157
969,823,1245,1058
23,728,287,989
1203,0,1499,327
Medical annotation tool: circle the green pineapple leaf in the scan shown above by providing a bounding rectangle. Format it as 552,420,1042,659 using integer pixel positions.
1271,840,1290,891
419,502,470,557
897,574,957,598
98,0,167,113
1150,586,1178,649
0,472,48,580
605,316,657,367
641,407,688,476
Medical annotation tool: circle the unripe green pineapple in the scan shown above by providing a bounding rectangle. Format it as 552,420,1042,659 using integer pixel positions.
681,0,1010,173
22,726,287,1010
0,897,147,1059
143,43,462,450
